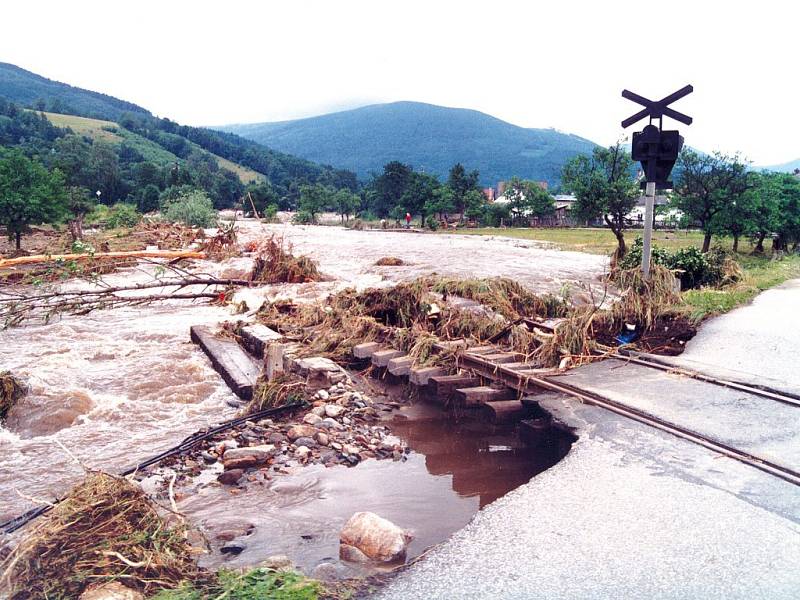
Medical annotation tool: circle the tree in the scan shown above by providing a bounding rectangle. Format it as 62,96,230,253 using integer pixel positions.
370,161,413,217
424,186,455,222
771,174,800,252
137,184,161,213
561,143,639,257
503,177,530,224
65,186,95,242
298,184,332,221
245,181,280,217
447,163,481,222
332,189,360,223
502,177,554,224
400,172,440,224
674,150,751,252
463,189,488,222
0,149,66,250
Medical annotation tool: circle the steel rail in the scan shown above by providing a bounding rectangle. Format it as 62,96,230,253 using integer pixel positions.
459,352,800,488
523,318,800,408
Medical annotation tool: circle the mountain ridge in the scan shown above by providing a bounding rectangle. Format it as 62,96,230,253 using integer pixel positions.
219,101,599,186
0,62,150,121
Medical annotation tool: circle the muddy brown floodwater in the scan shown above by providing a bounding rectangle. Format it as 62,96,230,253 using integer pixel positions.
174,400,573,577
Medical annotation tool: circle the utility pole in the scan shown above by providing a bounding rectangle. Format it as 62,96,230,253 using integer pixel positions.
621,85,693,279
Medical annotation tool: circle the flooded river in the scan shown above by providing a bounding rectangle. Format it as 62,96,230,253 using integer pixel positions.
0,223,601,570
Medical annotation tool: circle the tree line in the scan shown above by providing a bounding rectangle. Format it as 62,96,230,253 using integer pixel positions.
560,143,800,257
288,161,556,228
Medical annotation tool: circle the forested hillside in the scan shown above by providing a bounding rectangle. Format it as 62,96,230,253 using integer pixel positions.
0,63,358,214
222,101,598,186
0,62,150,121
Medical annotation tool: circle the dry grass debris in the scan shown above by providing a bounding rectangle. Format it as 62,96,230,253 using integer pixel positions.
250,236,321,283
375,256,404,266
0,371,26,420
201,221,239,260
611,264,681,329
246,373,308,414
0,472,198,600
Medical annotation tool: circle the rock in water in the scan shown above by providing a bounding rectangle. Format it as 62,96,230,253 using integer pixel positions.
339,511,412,563
217,468,244,485
260,554,294,571
79,582,144,600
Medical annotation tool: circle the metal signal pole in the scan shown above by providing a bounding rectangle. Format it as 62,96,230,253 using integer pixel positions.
641,181,656,279
621,85,693,281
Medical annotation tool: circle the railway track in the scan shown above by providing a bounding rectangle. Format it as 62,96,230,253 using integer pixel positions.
457,345,800,487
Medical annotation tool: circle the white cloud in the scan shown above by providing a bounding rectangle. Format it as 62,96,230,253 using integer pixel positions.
2,0,796,164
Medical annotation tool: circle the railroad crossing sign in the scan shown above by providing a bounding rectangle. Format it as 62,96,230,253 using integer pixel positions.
621,84,693,280
621,85,693,129
622,85,693,189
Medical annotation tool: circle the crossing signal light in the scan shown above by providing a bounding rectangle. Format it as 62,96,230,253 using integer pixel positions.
631,124,683,189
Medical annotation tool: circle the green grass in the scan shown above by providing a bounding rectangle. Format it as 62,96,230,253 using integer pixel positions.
444,227,716,254
441,226,800,320
683,254,800,319
151,568,322,600
41,111,122,142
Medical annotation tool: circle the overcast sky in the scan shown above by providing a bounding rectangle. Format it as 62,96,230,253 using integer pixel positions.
2,0,797,165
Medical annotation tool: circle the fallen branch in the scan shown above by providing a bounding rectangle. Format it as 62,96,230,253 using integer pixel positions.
2,292,221,328
0,250,206,269
0,277,251,303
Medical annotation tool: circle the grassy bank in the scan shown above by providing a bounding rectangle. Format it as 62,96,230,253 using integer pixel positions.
440,227,800,320
443,227,716,254
682,253,800,319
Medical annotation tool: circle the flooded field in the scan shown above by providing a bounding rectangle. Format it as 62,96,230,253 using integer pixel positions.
0,223,600,571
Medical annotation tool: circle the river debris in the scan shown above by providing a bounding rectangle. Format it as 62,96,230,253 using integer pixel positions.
610,264,680,329
0,271,249,328
258,277,566,367
0,472,198,600
0,371,26,420
374,256,404,266
250,236,321,283
0,249,206,269
201,221,239,260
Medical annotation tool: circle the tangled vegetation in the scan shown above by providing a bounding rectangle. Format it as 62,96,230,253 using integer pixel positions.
250,236,321,283
246,372,307,414
0,472,198,600
0,370,26,420
258,276,571,368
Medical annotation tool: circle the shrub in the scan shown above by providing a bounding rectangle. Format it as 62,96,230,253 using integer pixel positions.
292,210,314,224
105,203,141,229
162,191,217,228
426,216,439,231
263,203,279,222
619,237,741,289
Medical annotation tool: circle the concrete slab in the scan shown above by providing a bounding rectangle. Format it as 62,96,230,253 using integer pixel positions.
239,324,282,358
190,325,260,399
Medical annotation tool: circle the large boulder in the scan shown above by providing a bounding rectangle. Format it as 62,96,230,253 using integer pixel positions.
339,512,412,563
222,444,275,470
